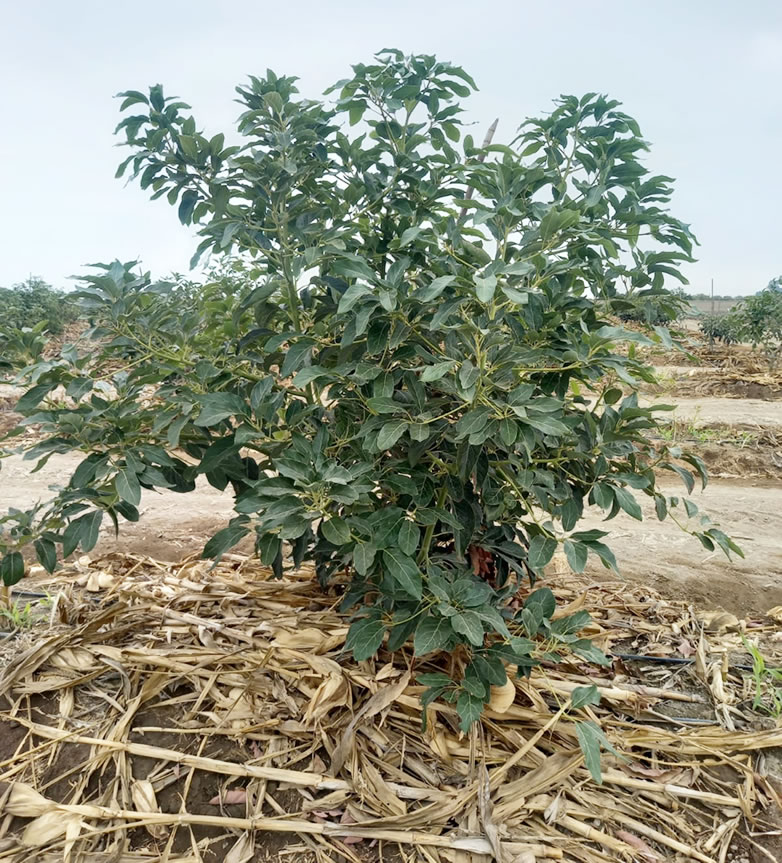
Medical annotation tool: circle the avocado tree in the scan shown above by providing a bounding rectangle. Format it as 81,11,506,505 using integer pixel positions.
0,51,739,730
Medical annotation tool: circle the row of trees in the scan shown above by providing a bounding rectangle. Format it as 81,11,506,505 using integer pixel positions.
700,286,782,369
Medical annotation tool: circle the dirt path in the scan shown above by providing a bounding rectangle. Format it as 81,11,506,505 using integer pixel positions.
577,478,782,616
642,395,782,427
1,452,780,617
0,452,236,562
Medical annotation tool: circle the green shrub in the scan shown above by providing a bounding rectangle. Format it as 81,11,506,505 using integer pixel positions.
699,312,743,346
700,289,782,369
0,51,739,731
740,289,782,370
0,278,78,335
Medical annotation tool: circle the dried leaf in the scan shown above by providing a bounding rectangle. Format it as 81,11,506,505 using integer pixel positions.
130,779,166,839
615,829,662,861
767,605,782,623
6,783,52,817
330,672,410,775
224,831,255,863
304,672,350,726
21,811,77,846
272,627,327,650
488,678,516,713
699,610,740,632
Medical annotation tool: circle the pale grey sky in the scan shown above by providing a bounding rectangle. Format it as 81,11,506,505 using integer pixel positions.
2,0,780,295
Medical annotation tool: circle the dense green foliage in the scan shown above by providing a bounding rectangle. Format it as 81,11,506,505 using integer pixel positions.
615,286,689,326
700,287,782,368
0,51,740,732
699,311,743,346
0,277,78,335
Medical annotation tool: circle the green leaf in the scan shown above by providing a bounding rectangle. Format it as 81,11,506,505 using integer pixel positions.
414,616,453,655
348,100,366,126
203,524,249,560
474,274,497,303
420,361,456,382
178,190,198,224
322,516,351,546
367,397,403,414
417,672,453,688
587,542,619,572
116,469,141,507
501,286,529,305
34,539,57,574
293,366,327,388
540,207,580,241
417,275,455,302
0,552,25,586
198,437,239,474
455,408,490,438
469,655,507,687
571,640,612,666
473,605,511,639
398,520,420,556
527,535,557,572
257,533,281,566
563,539,588,573
281,341,314,377
524,415,569,436
346,617,385,661
194,393,246,426
524,587,556,619
399,226,422,247
451,610,484,646
338,283,372,313
576,720,604,783
576,720,622,784
499,418,517,446
663,463,696,494
377,420,408,450
456,690,485,731
458,360,480,389
16,383,55,413
353,542,377,575
382,548,423,599
613,487,642,521
78,510,103,553
571,685,601,710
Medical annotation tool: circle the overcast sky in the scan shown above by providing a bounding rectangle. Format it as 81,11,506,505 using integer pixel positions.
2,0,780,295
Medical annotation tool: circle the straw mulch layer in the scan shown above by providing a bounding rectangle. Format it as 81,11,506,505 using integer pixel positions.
645,346,782,400
1,553,781,863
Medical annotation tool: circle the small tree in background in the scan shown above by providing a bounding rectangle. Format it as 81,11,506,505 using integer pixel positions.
739,289,782,370
0,51,739,729
0,277,78,335
699,284,782,369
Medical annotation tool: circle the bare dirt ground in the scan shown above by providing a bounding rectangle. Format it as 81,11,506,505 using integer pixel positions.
1,450,780,618
643,395,782,428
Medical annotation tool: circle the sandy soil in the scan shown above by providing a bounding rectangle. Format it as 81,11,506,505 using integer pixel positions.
1,450,780,617
577,477,782,616
643,396,782,427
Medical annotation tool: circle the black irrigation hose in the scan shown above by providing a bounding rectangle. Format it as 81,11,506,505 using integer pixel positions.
614,652,755,673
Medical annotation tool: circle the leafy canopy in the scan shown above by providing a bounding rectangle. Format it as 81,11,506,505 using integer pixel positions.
0,50,740,731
